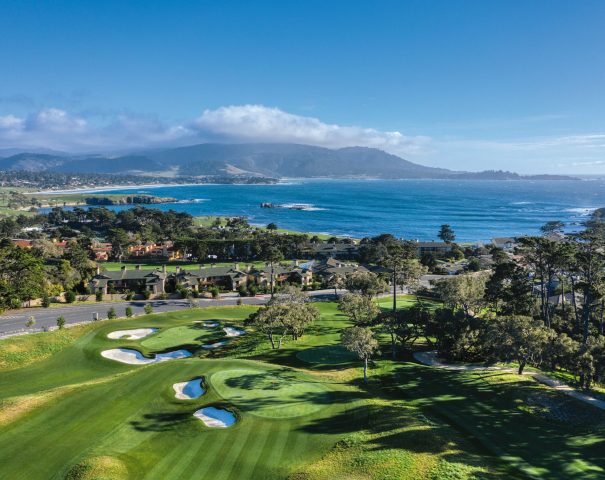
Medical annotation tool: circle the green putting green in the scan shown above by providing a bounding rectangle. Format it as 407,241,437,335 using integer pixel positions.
211,368,332,418
140,324,221,349
296,345,357,364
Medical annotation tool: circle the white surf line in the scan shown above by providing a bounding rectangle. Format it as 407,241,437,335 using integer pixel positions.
173,378,205,399
193,407,236,428
223,327,245,337
107,328,158,340
101,348,191,365
413,350,605,410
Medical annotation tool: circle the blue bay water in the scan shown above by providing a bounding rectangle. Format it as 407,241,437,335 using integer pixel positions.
88,179,605,242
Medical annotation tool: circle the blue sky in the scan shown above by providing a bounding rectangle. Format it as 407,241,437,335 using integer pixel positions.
1,0,604,173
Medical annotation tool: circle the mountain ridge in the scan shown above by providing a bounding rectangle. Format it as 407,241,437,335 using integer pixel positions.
0,143,576,180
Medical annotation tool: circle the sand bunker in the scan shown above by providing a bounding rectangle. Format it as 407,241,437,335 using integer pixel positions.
101,348,191,365
173,378,205,399
223,327,245,337
107,328,158,340
201,321,219,327
193,407,236,428
202,341,227,349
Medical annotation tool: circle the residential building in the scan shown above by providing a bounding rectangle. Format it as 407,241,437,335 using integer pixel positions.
89,265,168,294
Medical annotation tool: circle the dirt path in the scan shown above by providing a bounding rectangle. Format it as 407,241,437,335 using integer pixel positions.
413,350,605,411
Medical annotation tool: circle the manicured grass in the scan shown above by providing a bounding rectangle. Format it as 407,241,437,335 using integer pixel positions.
140,323,225,350
296,345,357,365
1,301,601,479
98,261,268,271
212,367,332,418
99,262,202,271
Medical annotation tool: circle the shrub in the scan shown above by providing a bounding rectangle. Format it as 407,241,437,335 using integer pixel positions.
125,306,133,318
107,307,117,319
142,289,151,300
143,304,153,315
248,284,258,296
237,286,248,297
210,287,220,299
25,316,36,328
236,298,243,306
64,290,77,303
95,290,103,302
124,290,134,301
41,293,50,308
56,316,66,329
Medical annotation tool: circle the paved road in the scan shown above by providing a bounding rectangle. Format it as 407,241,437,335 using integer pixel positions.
0,289,341,337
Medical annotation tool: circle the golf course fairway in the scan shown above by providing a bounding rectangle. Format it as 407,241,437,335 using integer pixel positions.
1,303,604,479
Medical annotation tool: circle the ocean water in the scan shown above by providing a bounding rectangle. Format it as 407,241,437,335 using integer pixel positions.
88,179,605,242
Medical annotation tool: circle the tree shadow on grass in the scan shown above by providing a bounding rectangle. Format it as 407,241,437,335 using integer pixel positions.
130,411,192,432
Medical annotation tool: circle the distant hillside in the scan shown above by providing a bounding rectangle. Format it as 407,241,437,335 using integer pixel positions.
0,143,577,180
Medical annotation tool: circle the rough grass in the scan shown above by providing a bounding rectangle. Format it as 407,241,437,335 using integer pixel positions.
65,456,129,480
0,323,98,370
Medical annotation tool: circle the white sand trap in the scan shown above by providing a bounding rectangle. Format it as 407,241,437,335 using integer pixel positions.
101,348,191,365
201,321,219,327
201,341,227,349
223,327,245,337
173,378,205,399
193,407,236,428
107,328,158,340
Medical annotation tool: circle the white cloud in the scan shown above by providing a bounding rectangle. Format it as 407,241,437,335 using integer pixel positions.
0,104,604,174
0,104,430,157
192,105,430,155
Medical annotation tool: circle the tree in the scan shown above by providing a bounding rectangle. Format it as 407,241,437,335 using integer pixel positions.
338,293,379,326
56,316,66,329
487,315,553,374
107,228,131,261
107,307,117,319
247,287,318,348
341,327,380,381
64,290,77,303
262,244,284,298
0,244,46,309
438,224,456,243
125,306,133,318
144,304,153,315
25,315,36,329
435,273,489,317
484,261,534,316
344,272,387,298
267,223,278,231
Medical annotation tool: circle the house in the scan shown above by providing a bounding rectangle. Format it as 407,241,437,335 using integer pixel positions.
128,241,182,261
89,265,168,294
311,258,369,283
12,239,34,249
300,242,359,259
491,237,518,252
91,240,113,262
171,265,248,291
250,262,314,288
414,241,452,256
